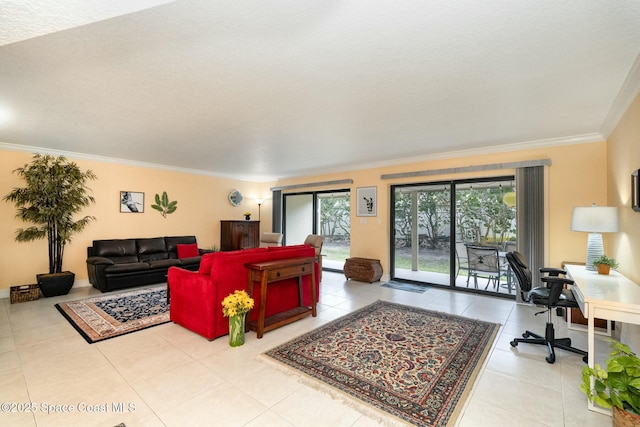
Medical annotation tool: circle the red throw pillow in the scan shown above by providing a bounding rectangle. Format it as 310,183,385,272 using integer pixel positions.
176,243,199,259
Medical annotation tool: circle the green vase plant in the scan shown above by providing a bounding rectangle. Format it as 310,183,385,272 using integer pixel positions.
3,154,96,296
581,341,640,418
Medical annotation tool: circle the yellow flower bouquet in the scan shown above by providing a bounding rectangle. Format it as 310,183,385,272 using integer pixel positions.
221,290,254,317
221,290,254,347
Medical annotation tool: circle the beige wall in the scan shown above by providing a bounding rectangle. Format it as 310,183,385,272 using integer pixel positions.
607,92,640,345
276,141,608,274
608,92,640,283
0,150,273,290
0,135,614,294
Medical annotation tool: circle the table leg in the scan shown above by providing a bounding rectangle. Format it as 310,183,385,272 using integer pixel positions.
311,267,317,317
246,275,254,333
587,306,611,415
257,275,268,339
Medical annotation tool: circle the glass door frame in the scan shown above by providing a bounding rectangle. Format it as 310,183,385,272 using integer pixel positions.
282,188,351,272
390,175,515,296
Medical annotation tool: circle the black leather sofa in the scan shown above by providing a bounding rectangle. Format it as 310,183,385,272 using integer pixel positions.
86,236,208,292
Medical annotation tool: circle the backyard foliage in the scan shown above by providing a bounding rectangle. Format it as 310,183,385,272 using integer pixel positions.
395,183,516,249
456,186,516,244
319,193,350,241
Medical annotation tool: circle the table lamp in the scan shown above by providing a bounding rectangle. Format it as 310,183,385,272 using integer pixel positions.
571,204,619,271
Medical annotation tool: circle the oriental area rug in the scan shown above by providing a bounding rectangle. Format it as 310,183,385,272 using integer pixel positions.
55,286,169,344
263,300,499,426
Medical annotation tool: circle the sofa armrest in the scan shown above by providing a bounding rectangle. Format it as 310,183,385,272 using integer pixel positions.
87,256,115,265
168,267,218,340
86,257,116,292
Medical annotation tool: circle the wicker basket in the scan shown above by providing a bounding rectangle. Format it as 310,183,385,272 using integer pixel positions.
10,284,40,304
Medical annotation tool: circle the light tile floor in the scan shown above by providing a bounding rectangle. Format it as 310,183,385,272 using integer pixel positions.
0,272,613,426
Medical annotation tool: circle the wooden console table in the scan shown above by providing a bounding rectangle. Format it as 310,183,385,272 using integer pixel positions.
245,257,317,338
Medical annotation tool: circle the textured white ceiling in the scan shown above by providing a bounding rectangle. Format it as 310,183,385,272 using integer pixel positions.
1,0,639,181
0,0,174,46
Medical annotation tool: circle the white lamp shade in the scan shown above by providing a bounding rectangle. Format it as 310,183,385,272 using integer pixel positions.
571,205,619,271
571,206,619,233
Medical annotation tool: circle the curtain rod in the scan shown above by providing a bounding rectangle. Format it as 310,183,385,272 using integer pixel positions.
380,159,551,180
271,179,354,191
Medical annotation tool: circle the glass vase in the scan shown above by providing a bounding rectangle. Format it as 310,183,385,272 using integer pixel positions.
228,313,246,347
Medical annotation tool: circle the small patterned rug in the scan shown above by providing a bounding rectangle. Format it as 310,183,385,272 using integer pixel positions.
55,286,169,343
263,300,499,426
381,280,429,293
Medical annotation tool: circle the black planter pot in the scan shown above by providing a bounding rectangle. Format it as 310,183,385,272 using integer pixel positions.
36,271,75,297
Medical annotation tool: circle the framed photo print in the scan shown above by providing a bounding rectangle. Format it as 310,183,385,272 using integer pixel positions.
356,186,377,217
120,191,144,213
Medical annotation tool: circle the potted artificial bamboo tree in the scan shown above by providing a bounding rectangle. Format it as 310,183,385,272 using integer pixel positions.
3,154,97,296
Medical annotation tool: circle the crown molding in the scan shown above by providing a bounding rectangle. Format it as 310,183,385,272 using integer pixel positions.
280,133,604,179
0,142,278,183
600,52,640,138
1,132,604,183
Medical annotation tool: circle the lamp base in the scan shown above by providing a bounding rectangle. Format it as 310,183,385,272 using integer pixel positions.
585,232,604,271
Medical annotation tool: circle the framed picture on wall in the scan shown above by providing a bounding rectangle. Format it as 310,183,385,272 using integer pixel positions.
120,191,144,213
356,186,377,217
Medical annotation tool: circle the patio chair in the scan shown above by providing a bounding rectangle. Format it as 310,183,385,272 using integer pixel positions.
455,242,470,280
466,245,508,291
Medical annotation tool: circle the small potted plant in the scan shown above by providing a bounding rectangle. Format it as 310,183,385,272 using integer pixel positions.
593,255,619,275
581,341,640,425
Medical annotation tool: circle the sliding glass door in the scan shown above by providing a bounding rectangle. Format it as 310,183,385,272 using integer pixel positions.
392,177,516,296
283,190,350,271
393,184,451,285
284,194,314,245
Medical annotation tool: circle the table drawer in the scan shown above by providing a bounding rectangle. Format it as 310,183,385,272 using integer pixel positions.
267,264,311,281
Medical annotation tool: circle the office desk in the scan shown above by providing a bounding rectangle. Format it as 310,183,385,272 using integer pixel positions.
564,264,640,413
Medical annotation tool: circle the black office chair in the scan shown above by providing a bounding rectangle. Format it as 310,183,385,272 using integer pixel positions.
506,251,588,364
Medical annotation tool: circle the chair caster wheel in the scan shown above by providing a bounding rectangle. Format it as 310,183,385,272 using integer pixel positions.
583,356,588,363
522,332,529,338
510,340,518,347
546,354,555,364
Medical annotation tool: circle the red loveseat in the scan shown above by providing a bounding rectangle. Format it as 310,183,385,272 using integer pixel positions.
167,244,320,340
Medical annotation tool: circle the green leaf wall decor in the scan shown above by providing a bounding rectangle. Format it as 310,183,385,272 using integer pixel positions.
151,191,177,218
